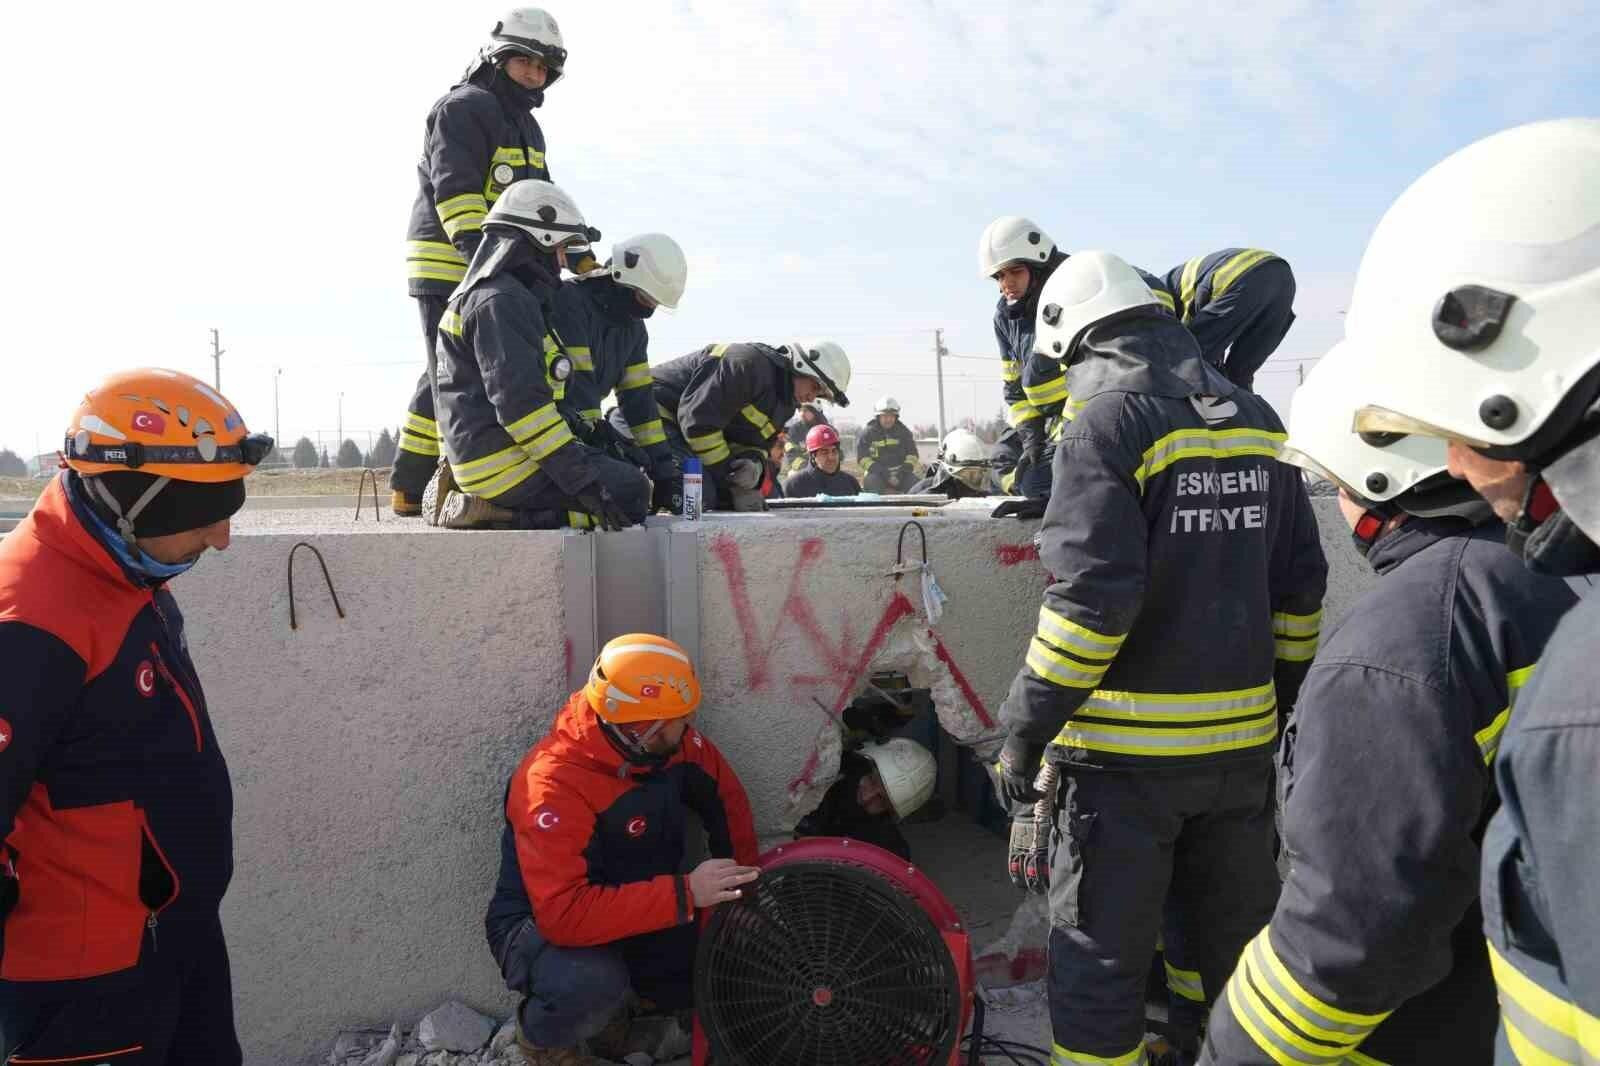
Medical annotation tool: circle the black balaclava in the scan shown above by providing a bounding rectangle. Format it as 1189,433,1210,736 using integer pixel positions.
1004,248,1069,321
588,275,654,321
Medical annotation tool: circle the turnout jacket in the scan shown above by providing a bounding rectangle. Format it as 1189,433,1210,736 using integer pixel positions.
999,314,1327,769
435,261,591,501
856,420,918,481
405,67,550,296
651,344,796,480
1201,519,1581,1066
545,278,672,462
783,465,860,498
486,692,758,949
0,475,233,981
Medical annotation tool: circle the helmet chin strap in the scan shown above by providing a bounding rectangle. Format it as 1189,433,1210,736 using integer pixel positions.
599,718,670,773
88,475,171,549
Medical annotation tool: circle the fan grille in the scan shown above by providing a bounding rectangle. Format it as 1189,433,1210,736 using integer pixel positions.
695,859,961,1066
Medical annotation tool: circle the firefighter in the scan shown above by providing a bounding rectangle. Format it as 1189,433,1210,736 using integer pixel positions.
910,428,1001,497
650,340,852,512
782,402,830,472
428,179,652,531
783,424,861,497
485,634,759,1066
990,251,1327,1066
1159,250,1295,391
794,738,938,861
549,233,689,513
0,369,274,1065
1197,345,1582,1066
856,397,919,493
392,8,567,515
1336,118,1600,1066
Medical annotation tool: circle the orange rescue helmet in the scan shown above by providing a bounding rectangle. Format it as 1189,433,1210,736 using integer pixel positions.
584,633,702,723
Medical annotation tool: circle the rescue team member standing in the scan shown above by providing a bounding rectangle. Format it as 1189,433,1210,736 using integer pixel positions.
650,340,852,511
783,424,861,497
548,234,689,513
856,396,918,493
486,635,758,1066
428,179,651,530
1341,119,1600,1066
990,252,1327,1066
1199,348,1582,1066
0,370,273,1065
393,8,566,514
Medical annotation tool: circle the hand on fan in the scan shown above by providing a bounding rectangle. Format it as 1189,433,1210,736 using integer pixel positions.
690,858,760,907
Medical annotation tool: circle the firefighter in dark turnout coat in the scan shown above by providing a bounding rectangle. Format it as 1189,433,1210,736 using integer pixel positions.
1199,346,1584,1066
0,369,273,1065
392,9,566,511
487,634,758,1064
856,397,919,493
990,252,1327,1066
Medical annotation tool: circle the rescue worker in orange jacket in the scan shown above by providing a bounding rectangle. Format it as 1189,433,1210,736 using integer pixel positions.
485,635,759,1065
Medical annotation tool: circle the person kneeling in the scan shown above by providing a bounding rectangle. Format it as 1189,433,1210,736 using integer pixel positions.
484,634,759,1065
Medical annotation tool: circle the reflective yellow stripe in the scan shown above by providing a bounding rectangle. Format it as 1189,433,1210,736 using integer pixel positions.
397,430,441,457
439,309,464,337
452,444,524,481
1211,249,1276,301
619,362,653,391
1024,374,1071,407
1134,428,1285,491
1050,1041,1145,1065
1275,638,1318,662
567,511,593,529
1345,1053,1392,1066
1272,609,1321,637
1179,255,1205,322
1223,929,1389,1066
657,403,678,425
564,345,594,373
504,403,564,446
1478,663,1538,765
458,454,540,499
741,404,776,438
1488,941,1600,1064
1165,961,1205,1004
406,239,466,264
708,343,731,359
490,146,528,166
436,192,488,220
1001,361,1022,383
1027,638,1115,689
1009,400,1043,427
404,412,438,435
633,419,668,447
689,430,731,465
1055,708,1277,757
1077,683,1276,724
579,408,602,423
408,264,468,283
1036,606,1125,659
1152,288,1176,313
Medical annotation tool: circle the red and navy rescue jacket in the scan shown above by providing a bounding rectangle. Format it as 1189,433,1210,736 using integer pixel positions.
0,474,233,980
486,692,758,950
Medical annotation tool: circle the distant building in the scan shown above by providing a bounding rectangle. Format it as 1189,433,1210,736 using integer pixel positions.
27,452,59,478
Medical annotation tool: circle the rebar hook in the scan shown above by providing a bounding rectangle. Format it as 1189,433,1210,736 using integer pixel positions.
286,541,346,630
890,519,930,580
353,468,382,522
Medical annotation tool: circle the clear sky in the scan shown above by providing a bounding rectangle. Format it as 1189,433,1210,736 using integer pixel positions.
3,1,1598,460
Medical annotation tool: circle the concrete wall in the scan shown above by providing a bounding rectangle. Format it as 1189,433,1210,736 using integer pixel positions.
7,498,1376,1065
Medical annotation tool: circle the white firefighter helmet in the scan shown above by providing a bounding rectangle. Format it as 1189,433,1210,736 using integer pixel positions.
940,428,989,467
487,8,567,83
874,395,901,415
978,216,1057,279
609,233,687,309
484,180,597,250
858,738,937,821
1349,119,1600,456
784,340,852,407
1033,250,1160,363
1278,342,1448,502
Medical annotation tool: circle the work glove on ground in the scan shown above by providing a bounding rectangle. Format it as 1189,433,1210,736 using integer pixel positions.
1008,814,1049,894
573,483,636,531
992,735,1045,808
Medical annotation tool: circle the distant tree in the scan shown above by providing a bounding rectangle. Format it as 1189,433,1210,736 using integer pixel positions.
974,414,1008,444
292,437,318,469
336,439,363,468
0,449,26,477
318,447,331,469
911,423,939,439
366,428,397,468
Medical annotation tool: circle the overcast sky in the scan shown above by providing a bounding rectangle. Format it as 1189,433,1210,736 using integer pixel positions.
3,1,1598,459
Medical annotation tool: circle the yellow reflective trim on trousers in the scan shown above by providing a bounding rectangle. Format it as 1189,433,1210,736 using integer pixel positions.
1077,683,1277,724
439,309,464,337
1036,605,1125,660
1211,249,1276,301
619,363,653,391
633,419,668,447
689,431,731,465
1135,428,1286,490
1478,663,1538,765
741,404,776,438
459,454,540,499
1179,255,1205,322
1272,609,1322,637
1009,400,1043,427
1027,638,1114,689
1050,1041,1145,1065
1275,638,1318,663
452,444,524,481
524,421,575,461
1248,931,1390,1047
1165,960,1205,1004
504,403,564,445
1054,708,1277,757
1489,940,1600,1063
1024,375,1070,407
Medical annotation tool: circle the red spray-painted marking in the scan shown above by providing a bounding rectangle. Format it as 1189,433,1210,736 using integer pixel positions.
710,534,853,689
996,543,1039,566
930,630,995,728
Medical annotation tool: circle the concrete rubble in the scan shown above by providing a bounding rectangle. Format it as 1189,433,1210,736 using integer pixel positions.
324,1005,691,1066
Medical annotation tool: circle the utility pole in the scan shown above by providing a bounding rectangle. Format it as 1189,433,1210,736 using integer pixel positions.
209,329,225,391
933,329,949,442
1297,362,1305,386
273,368,283,452
337,392,344,446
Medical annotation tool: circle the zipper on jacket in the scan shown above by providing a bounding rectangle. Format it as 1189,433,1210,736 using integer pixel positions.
148,642,202,752
138,814,181,953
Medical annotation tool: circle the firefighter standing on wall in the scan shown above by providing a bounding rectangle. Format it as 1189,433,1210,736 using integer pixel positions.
990,252,1327,1066
393,8,566,515
856,396,919,493
1338,119,1600,1066
429,179,651,530
649,340,852,512
783,424,861,497
1198,345,1583,1066
485,634,758,1066
0,370,274,1065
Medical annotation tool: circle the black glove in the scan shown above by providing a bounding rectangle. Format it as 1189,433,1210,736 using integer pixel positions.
991,497,1048,520
652,474,684,514
1007,815,1049,894
573,483,635,532
992,735,1045,808
1015,440,1044,480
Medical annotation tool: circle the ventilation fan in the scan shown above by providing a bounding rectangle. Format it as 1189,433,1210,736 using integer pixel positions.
693,837,977,1066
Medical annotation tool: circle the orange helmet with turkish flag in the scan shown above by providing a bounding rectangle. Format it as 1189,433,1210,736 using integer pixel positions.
583,633,701,724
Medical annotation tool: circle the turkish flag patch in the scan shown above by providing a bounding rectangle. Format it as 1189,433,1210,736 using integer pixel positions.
135,662,157,698
0,717,11,753
533,807,561,831
639,684,661,699
627,816,648,838
131,410,167,434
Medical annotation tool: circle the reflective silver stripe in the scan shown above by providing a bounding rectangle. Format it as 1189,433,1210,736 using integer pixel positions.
1027,640,1111,689
1223,971,1352,1066
1079,683,1276,723
1036,607,1124,660
1165,961,1204,1003
1135,428,1285,489
1055,712,1276,756
1049,1042,1146,1066
1272,609,1322,637
1488,941,1600,1064
1248,933,1389,1042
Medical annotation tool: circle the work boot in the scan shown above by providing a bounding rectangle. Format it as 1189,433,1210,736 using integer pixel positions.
391,490,421,517
420,458,457,526
515,1025,608,1066
439,490,516,529
584,1010,632,1060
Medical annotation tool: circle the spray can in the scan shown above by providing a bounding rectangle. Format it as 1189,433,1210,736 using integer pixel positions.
682,457,703,521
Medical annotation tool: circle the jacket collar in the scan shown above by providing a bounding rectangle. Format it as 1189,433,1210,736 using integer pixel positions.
1365,513,1489,576
548,691,689,779
25,473,147,591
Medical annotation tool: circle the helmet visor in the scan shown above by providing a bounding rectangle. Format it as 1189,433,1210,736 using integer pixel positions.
1353,404,1497,449
1277,445,1362,498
